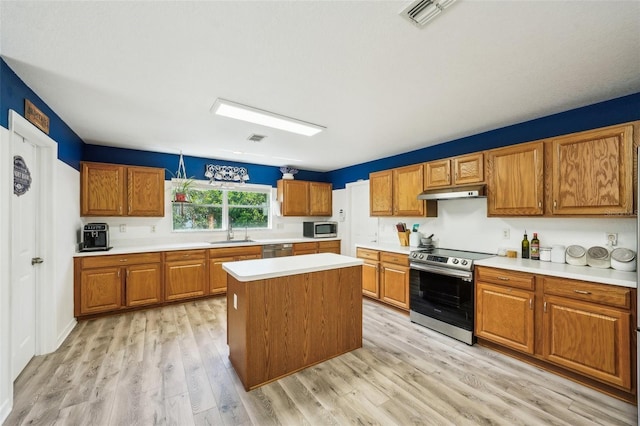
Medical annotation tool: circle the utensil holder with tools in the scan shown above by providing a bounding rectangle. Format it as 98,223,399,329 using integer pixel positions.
398,231,411,246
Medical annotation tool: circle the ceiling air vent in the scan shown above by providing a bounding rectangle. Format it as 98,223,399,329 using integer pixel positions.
399,0,457,27
247,134,266,142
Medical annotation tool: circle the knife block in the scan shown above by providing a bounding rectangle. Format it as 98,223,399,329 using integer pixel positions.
397,231,410,246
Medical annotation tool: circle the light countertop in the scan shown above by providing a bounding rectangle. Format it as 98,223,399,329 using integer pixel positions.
476,256,637,288
74,237,340,257
355,242,412,255
355,242,636,288
222,253,363,282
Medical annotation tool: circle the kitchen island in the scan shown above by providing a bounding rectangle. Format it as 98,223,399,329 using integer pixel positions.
223,253,363,391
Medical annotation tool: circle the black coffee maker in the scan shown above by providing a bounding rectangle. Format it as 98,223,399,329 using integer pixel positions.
80,223,111,251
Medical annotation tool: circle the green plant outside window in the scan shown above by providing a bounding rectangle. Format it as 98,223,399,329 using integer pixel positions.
172,185,270,231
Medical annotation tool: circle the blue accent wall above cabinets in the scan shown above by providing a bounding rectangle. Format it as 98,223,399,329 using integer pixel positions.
82,144,328,186
0,58,84,170
327,92,640,189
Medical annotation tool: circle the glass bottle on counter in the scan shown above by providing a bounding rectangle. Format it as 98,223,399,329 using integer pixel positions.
531,232,540,260
521,231,529,259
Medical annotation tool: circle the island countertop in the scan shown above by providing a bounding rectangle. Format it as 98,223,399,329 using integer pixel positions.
222,253,363,282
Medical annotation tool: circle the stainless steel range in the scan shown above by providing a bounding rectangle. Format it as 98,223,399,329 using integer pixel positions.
409,248,494,345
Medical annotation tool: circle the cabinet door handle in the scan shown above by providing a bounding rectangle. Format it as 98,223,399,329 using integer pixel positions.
183,254,190,258
126,269,130,277
538,201,542,208
119,205,123,214
497,276,510,281
553,200,557,208
574,289,591,295
529,299,533,310
119,259,128,262
543,301,547,313
117,270,120,278
128,204,131,214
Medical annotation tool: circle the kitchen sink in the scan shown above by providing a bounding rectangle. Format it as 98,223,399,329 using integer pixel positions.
210,239,255,245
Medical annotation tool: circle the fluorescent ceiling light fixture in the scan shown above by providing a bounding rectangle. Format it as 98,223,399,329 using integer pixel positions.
400,0,457,26
210,98,325,137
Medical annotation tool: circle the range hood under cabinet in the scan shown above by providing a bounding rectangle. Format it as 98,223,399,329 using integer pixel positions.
417,184,487,201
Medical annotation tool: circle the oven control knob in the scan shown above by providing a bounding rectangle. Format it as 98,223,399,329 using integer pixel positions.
461,260,468,266
419,254,425,260
452,258,459,264
411,253,417,258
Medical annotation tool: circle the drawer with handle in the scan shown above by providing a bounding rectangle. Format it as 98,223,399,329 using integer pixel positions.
380,251,409,267
542,276,631,309
164,249,207,262
476,266,535,290
356,248,380,261
81,252,162,269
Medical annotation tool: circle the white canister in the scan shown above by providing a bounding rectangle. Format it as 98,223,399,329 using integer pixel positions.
551,245,566,264
409,232,421,247
539,247,551,262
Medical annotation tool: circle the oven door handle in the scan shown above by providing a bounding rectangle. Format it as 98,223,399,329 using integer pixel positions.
410,263,473,281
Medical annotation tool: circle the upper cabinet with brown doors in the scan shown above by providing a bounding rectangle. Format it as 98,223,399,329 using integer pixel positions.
424,153,484,189
81,161,165,217
486,142,545,216
370,164,436,217
277,179,332,216
549,124,633,216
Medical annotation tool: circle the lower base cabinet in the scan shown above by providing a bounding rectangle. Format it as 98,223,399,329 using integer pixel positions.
293,240,341,255
164,250,207,301
475,266,635,401
209,245,262,295
356,248,409,310
74,252,163,317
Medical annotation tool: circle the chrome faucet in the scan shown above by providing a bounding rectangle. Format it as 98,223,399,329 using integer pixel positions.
244,226,249,241
227,220,234,241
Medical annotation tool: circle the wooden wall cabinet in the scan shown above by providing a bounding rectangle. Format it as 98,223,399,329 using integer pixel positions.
475,266,636,399
370,164,436,217
164,250,207,301
81,161,165,217
549,124,633,215
209,246,261,295
424,153,484,189
486,142,544,216
74,252,163,317
277,180,332,217
356,248,409,310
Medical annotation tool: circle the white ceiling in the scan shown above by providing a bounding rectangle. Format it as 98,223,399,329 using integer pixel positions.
1,1,639,172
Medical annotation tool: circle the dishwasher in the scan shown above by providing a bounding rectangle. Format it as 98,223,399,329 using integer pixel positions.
262,243,293,258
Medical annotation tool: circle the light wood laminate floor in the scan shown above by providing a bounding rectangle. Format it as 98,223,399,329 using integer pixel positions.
4,297,637,425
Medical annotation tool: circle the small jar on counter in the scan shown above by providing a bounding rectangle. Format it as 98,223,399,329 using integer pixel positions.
539,247,552,262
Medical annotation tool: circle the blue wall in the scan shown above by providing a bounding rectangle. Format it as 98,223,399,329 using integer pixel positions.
0,58,84,169
3,57,639,189
83,144,327,185
328,92,640,189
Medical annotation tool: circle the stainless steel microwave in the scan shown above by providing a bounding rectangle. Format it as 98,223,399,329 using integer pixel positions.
303,221,337,238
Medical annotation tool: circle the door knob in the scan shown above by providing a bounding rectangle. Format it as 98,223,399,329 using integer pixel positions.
31,257,44,265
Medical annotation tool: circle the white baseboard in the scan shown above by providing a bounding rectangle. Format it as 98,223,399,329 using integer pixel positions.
0,396,12,425
56,318,77,349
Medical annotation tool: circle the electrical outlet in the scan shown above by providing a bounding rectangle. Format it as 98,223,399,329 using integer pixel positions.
119,224,126,233
277,223,284,230
151,225,156,233
502,228,510,239
606,232,617,246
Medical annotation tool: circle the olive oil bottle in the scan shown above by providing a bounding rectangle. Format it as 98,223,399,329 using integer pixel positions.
531,232,540,260
521,231,529,259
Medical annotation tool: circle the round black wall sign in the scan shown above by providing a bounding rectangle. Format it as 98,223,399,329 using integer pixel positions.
14,155,32,196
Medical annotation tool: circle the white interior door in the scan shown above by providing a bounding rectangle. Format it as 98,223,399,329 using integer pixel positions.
11,135,38,380
346,180,378,256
